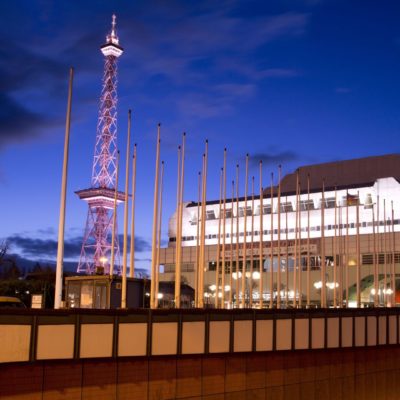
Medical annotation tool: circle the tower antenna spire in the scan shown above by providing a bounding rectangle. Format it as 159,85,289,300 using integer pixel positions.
76,16,124,275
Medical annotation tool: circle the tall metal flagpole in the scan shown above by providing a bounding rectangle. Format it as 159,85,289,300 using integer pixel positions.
321,180,326,307
242,154,249,308
215,168,223,308
293,170,299,308
356,191,361,307
229,180,235,307
121,110,132,309
270,172,274,308
333,186,337,308
384,199,388,306
110,151,120,277
235,165,240,307
150,125,161,309
175,134,186,308
155,161,164,308
306,174,311,307
277,166,282,308
221,149,227,309
55,67,74,310
259,161,264,308
373,202,378,306
250,176,255,308
345,190,349,306
129,144,137,278
195,172,201,307
285,195,289,307
175,146,181,306
199,142,208,307
391,202,395,306
298,178,302,307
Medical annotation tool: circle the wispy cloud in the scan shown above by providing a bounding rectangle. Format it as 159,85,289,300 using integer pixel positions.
249,150,300,167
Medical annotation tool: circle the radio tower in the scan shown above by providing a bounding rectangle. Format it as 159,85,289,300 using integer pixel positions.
76,15,124,275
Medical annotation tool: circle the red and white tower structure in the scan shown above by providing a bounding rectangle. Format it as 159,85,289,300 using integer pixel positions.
76,15,124,275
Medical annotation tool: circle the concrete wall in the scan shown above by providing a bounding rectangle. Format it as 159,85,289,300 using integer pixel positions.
1,347,400,399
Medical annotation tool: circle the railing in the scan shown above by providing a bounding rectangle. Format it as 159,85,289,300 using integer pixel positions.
0,308,398,364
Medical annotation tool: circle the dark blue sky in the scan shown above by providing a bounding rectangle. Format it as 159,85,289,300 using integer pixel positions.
1,0,400,272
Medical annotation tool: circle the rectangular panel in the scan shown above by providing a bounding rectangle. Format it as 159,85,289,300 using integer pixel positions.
255,319,273,351
327,318,339,348
182,321,205,354
37,324,74,360
378,316,387,345
276,319,291,351
367,316,377,346
341,317,353,347
118,323,147,356
152,322,178,355
233,320,252,352
80,323,113,358
355,317,365,347
294,318,309,350
0,325,31,363
389,315,397,345
311,318,325,349
209,321,230,353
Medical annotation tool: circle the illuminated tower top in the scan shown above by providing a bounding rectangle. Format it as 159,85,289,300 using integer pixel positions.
101,14,123,57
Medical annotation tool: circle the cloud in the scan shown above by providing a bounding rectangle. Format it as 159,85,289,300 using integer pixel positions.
0,94,57,148
249,150,300,167
6,233,152,259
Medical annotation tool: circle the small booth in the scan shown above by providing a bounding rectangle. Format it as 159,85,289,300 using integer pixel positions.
65,276,150,309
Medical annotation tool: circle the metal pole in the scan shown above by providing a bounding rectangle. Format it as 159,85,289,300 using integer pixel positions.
235,164,240,307
277,165,281,309
150,124,161,309
55,67,73,310
110,151,120,277
221,149,227,309
129,144,137,278
306,174,310,307
356,191,360,307
250,176,255,308
121,110,131,309
270,172,274,308
229,180,235,308
333,187,337,308
242,154,249,308
194,171,201,307
293,170,298,308
155,161,164,308
321,180,326,307
259,161,264,309
215,168,223,308
373,203,378,306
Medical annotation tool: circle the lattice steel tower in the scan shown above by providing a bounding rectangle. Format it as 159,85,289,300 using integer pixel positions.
76,15,124,275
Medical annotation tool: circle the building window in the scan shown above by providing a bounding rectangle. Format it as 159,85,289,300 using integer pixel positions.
279,202,293,212
224,209,233,219
300,199,315,211
239,206,252,217
206,210,216,220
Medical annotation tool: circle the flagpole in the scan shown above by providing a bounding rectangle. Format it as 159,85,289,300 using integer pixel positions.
345,190,349,307
194,171,201,307
230,180,235,308
259,161,264,308
391,201,395,306
293,170,298,308
121,110,132,309
321,180,326,308
110,151,120,277
150,124,161,309
221,149,227,309
384,199,388,306
129,144,137,278
298,178,302,308
175,133,186,308
277,165,282,308
270,172,274,308
242,154,249,308
215,168,223,308
235,164,240,308
250,176,255,308
285,195,289,307
306,174,311,307
373,202,378,306
356,191,361,307
333,186,337,308
155,161,164,308
55,67,73,310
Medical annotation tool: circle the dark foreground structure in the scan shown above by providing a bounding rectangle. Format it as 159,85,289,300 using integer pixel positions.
1,307,400,399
